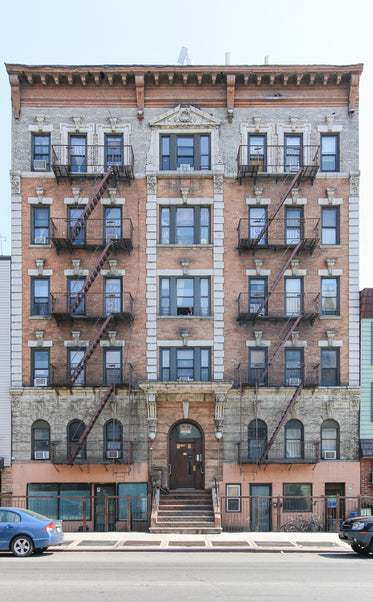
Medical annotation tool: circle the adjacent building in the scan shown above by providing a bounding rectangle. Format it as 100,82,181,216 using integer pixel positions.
0,256,11,493
360,288,373,495
6,62,362,530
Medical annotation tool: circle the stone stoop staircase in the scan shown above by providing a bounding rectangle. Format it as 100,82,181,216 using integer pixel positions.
150,489,221,534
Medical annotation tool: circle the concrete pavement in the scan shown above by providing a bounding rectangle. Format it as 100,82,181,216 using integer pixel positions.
52,530,352,553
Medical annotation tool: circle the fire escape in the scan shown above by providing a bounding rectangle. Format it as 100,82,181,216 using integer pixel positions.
50,148,135,464
236,144,320,465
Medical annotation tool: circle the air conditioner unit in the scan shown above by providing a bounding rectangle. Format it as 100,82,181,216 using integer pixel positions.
287,377,301,386
34,377,48,387
34,451,49,460
178,376,191,382
34,236,47,245
178,164,192,172
106,450,120,459
323,450,337,460
33,159,48,171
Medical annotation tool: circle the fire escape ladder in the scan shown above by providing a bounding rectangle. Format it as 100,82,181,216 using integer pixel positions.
259,383,304,465
253,167,303,246
69,315,114,385
253,240,303,319
70,240,114,315
69,383,115,463
69,167,113,243
258,314,303,386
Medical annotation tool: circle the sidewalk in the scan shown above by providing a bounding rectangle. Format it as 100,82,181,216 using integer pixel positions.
53,531,352,553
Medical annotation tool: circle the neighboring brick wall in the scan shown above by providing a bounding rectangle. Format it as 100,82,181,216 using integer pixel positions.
361,458,373,496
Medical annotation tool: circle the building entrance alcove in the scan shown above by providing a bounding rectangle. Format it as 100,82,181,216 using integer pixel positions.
168,422,204,490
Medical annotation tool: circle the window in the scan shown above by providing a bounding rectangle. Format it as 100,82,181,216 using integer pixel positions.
285,207,303,244
117,483,148,521
320,134,339,172
105,420,123,460
248,134,266,171
69,135,87,173
160,277,210,317
105,278,122,315
0,510,21,523
320,348,339,386
104,206,121,242
104,349,122,385
285,278,303,316
105,134,123,167
226,484,241,512
160,206,210,245
249,278,267,315
160,134,210,171
283,483,312,512
249,207,267,245
321,419,339,459
27,483,91,520
285,349,303,386
31,278,49,316
248,349,267,384
248,419,267,460
68,278,86,315
160,347,211,381
68,420,86,460
32,207,49,244
68,349,85,386
32,134,50,171
321,207,339,245
321,277,339,316
69,207,86,245
284,134,302,172
32,349,49,387
285,420,303,459
32,420,50,460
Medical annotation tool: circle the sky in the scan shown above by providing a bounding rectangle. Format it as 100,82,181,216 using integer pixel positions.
0,0,372,285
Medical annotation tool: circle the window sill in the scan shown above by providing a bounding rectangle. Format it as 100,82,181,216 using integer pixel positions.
29,244,52,248
157,315,213,319
29,315,51,320
157,244,213,249
319,245,341,249
319,315,341,319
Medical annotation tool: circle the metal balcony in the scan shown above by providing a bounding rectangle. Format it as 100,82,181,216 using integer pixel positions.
234,363,320,388
237,144,319,183
50,440,133,465
241,441,320,465
45,363,133,388
237,217,320,253
50,217,133,253
50,292,134,324
237,291,320,324
51,145,134,183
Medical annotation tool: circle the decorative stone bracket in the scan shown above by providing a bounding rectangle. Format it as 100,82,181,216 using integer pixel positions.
215,393,226,433
146,393,157,438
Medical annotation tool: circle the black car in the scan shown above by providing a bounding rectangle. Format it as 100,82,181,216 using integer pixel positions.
339,515,373,556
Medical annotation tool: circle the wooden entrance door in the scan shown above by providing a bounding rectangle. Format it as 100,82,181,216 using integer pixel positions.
169,423,204,490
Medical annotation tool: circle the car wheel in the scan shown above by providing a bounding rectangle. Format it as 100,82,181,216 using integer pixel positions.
11,535,34,557
351,543,370,556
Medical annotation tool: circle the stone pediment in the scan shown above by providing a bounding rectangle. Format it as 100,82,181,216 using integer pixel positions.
149,105,220,129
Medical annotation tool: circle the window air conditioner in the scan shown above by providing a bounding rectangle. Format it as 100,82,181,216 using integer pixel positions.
323,450,336,460
34,451,50,460
34,377,48,387
34,236,47,245
33,159,48,171
106,450,120,459
178,164,192,172
287,377,301,386
178,376,191,382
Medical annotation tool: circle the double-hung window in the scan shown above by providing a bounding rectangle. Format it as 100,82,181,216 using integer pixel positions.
31,278,49,316
248,349,267,384
248,134,266,171
285,278,303,316
160,134,210,171
69,207,86,246
225,484,241,512
32,420,50,460
104,206,121,242
68,349,85,386
105,420,123,460
320,134,339,172
69,135,87,173
160,347,211,381
321,277,339,316
249,207,267,245
321,349,339,386
249,278,267,315
321,207,339,245
105,134,123,168
284,134,302,172
160,277,210,317
160,206,210,245
105,278,122,315
285,349,303,386
104,349,122,385
285,420,303,459
321,419,339,458
285,207,303,244
68,278,86,315
32,134,50,171
32,207,49,245
248,419,267,460
32,349,49,387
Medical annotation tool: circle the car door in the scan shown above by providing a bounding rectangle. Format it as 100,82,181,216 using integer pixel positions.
0,510,21,548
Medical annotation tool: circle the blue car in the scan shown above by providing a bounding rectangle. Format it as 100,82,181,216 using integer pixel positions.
0,507,64,557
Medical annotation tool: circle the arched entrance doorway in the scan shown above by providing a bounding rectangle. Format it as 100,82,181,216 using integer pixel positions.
169,422,204,490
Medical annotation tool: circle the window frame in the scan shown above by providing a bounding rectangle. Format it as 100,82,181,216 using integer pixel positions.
105,133,123,168
248,419,267,460
249,206,267,245
225,484,241,513
249,277,267,316
248,348,267,385
285,348,304,386
321,419,339,459
321,207,339,245
104,419,123,460
32,348,50,387
285,206,303,245
160,133,211,171
320,348,340,386
159,276,211,317
284,134,303,173
285,419,304,459
104,348,122,385
104,206,122,243
284,277,303,317
283,483,312,512
67,420,87,460
320,133,339,172
31,419,50,460
248,133,267,171
321,277,340,316
31,277,50,316
68,134,87,173
31,206,50,245
68,277,86,315
104,277,122,315
68,348,86,386
27,483,91,520
32,133,50,171
159,206,211,245
68,206,86,246
160,347,211,382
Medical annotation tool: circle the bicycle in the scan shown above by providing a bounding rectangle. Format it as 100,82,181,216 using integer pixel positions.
280,513,309,532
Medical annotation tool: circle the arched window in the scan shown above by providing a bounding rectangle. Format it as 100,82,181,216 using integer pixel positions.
67,420,86,460
285,419,304,459
248,419,267,460
104,420,123,460
321,419,339,460
32,420,50,460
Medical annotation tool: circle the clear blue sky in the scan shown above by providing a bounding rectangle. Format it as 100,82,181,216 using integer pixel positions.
0,0,371,285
